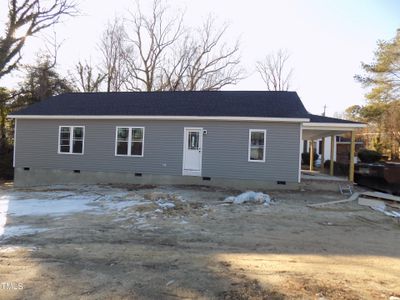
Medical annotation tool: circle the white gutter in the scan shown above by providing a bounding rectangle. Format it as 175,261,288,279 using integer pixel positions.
302,122,366,130
8,115,310,123
13,119,17,168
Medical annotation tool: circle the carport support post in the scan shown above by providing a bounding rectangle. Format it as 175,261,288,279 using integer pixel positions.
321,137,325,170
349,130,355,182
329,135,335,176
309,140,314,171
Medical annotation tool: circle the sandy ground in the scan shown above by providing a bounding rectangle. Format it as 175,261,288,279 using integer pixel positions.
0,183,399,300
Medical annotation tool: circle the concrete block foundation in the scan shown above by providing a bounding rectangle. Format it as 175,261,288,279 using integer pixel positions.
14,167,299,190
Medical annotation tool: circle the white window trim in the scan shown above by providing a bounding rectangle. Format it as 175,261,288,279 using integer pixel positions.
115,126,145,157
248,129,266,162
57,126,85,155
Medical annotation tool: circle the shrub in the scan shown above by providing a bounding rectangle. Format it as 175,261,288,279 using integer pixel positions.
302,152,319,165
0,147,14,180
324,160,349,176
357,149,382,163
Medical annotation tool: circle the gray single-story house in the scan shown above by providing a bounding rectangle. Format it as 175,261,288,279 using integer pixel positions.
9,91,364,188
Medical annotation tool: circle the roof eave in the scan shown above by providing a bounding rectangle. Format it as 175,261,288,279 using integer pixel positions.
7,115,310,123
302,122,366,131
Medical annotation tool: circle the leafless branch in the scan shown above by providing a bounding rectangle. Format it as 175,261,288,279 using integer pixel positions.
122,0,185,91
98,17,128,92
256,49,293,91
121,1,243,91
72,60,106,92
0,0,78,80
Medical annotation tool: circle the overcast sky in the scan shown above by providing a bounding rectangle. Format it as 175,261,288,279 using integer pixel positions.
1,0,399,116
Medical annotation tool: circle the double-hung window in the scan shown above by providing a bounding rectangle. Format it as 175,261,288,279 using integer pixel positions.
115,127,144,157
248,129,266,162
58,126,85,154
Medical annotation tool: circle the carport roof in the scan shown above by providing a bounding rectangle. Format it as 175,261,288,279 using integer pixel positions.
308,114,360,124
302,114,365,140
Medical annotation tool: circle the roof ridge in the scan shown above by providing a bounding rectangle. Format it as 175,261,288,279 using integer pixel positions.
61,90,298,95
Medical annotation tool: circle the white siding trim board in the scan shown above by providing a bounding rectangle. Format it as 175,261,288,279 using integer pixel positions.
298,124,303,183
13,119,17,167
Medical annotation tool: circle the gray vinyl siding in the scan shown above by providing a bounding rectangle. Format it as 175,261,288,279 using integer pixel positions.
15,119,301,182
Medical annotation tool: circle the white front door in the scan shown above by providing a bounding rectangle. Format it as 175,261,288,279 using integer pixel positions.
182,127,203,176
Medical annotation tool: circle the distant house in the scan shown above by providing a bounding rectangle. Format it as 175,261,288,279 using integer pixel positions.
302,136,364,165
9,91,364,188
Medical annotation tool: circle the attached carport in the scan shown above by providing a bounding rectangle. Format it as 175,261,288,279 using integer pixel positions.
302,114,366,182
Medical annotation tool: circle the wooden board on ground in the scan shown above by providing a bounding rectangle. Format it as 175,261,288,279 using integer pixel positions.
361,191,400,203
307,192,359,208
358,197,386,208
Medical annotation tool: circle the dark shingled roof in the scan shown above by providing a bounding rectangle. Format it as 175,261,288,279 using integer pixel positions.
308,114,360,124
11,91,360,124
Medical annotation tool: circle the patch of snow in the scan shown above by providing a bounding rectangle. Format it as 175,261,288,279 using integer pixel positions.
224,191,271,205
2,195,97,216
113,216,135,222
100,192,130,202
156,200,176,209
103,200,152,211
0,246,37,253
0,199,8,236
166,280,175,286
137,223,154,229
223,196,235,203
1,225,48,239
175,195,186,202
371,204,400,218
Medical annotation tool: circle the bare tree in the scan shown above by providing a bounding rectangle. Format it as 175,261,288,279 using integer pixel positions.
179,17,243,91
123,0,184,91
99,18,128,92
0,0,77,80
19,53,73,104
122,0,243,91
17,32,73,103
256,49,293,91
73,60,106,92
157,34,193,91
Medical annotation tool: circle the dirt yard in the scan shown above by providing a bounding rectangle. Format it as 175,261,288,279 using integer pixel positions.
0,183,399,300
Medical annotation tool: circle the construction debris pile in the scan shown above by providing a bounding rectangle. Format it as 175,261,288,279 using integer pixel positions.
358,191,400,218
308,189,400,221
